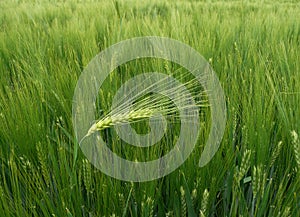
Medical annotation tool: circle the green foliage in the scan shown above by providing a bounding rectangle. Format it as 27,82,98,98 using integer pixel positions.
0,0,300,216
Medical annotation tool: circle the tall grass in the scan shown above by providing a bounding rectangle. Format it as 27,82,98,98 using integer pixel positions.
0,0,299,216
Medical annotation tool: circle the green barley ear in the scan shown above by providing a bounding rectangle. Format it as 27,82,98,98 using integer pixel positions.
166,211,174,217
199,189,209,217
65,207,73,217
282,206,291,217
147,197,154,217
235,149,252,182
19,155,32,172
142,197,154,217
0,183,3,194
81,108,155,143
118,193,125,211
180,186,187,217
82,159,92,193
191,188,197,208
252,164,267,199
232,110,238,145
270,141,283,168
36,142,50,186
291,130,300,170
80,70,210,145
252,165,260,198
164,59,171,74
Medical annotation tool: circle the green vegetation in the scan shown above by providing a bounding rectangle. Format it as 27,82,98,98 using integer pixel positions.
0,0,299,216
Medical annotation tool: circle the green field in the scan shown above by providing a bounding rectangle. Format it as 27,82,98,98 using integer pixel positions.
0,0,300,216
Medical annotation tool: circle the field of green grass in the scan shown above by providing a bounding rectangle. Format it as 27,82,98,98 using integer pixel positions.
0,0,300,216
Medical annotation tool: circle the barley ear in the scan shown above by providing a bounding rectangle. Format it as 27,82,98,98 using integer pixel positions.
147,197,154,217
236,149,252,182
270,141,283,168
81,108,155,144
166,211,174,217
36,142,50,186
252,165,258,198
82,159,92,193
19,155,32,172
118,193,125,211
191,188,197,208
252,164,266,199
180,186,187,217
291,130,300,171
199,189,209,217
282,206,291,217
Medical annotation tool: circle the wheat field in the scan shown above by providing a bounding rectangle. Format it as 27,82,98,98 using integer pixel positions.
0,0,300,216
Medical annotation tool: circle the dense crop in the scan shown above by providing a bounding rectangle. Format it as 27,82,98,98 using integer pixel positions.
0,0,299,216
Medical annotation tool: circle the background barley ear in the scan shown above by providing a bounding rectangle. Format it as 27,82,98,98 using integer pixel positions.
282,206,291,217
118,193,125,212
36,142,50,186
236,149,252,183
146,197,154,217
82,159,92,193
19,155,32,172
232,110,238,145
166,211,174,217
65,207,73,217
199,189,209,217
0,183,4,201
261,170,267,197
270,141,283,168
252,164,267,201
291,130,300,171
191,188,197,208
180,186,187,217
252,165,259,199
